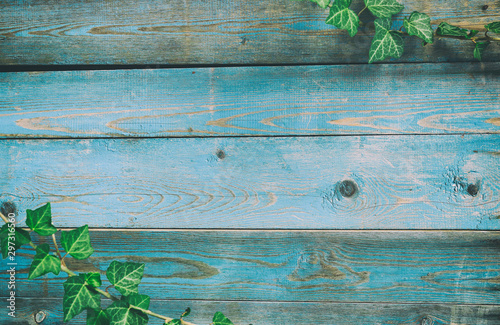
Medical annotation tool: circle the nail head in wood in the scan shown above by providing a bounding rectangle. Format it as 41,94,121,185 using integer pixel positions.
421,316,434,325
467,183,479,197
0,201,17,217
216,149,226,160
34,310,47,323
339,180,357,198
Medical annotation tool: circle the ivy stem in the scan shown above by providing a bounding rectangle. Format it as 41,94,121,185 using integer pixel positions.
128,304,198,325
52,233,68,268
358,6,367,16
0,211,9,223
94,287,119,301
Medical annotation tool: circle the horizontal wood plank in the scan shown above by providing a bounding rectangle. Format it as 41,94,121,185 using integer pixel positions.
1,63,500,138
2,231,500,305
1,134,500,229
0,0,499,65
6,298,500,325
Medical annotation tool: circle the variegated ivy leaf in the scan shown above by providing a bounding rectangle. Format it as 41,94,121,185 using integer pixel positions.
364,0,404,18
212,312,235,325
0,224,31,259
436,22,468,37
369,17,404,63
311,0,330,8
26,203,57,236
28,243,61,279
81,272,102,288
63,275,101,322
403,11,434,44
166,319,182,325
474,41,490,61
122,294,150,310
61,225,94,260
106,261,145,296
87,308,110,325
485,21,500,33
325,0,360,37
105,300,148,325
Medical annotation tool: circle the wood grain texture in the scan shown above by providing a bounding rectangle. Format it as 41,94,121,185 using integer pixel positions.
6,299,500,325
1,134,500,229
1,63,500,138
3,231,500,305
0,0,499,65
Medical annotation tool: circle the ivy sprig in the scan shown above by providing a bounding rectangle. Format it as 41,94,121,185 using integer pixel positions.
0,203,236,325
297,0,500,62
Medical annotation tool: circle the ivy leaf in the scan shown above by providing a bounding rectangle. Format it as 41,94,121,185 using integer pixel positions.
368,17,404,63
468,30,479,38
474,41,490,61
325,0,360,37
26,203,57,236
61,225,94,260
0,224,31,259
28,243,61,279
63,275,101,322
310,0,330,8
166,319,182,325
122,294,150,310
181,307,191,318
364,0,404,18
105,300,148,325
106,261,145,296
403,11,434,44
81,272,102,288
87,308,110,325
485,22,500,33
212,312,234,325
436,22,468,37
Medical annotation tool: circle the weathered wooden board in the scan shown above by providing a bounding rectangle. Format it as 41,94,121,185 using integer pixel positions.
7,298,500,325
1,134,499,229
3,231,500,305
1,63,499,138
0,0,499,65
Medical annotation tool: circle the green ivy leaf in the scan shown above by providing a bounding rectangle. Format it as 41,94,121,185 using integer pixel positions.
310,0,330,8
474,41,491,61
364,0,404,18
325,0,360,37
485,21,500,33
166,319,182,325
181,307,191,318
0,224,31,259
106,261,145,296
105,300,148,325
26,203,57,236
28,243,61,280
87,308,110,325
212,312,234,325
63,275,101,322
403,11,434,44
436,22,468,37
468,30,479,38
81,272,102,288
61,225,94,260
368,17,404,63
122,294,150,310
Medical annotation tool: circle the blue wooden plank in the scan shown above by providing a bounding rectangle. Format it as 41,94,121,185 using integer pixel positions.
0,0,499,65
6,298,500,325
1,63,499,138
1,134,499,229
4,230,500,304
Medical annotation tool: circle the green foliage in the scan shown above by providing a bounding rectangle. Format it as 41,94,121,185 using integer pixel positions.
123,294,151,310
28,243,61,279
61,224,94,260
325,0,359,37
485,21,500,33
474,41,490,61
63,275,101,322
310,0,330,8
181,307,191,318
0,224,31,259
166,319,182,325
82,272,102,288
212,312,235,325
368,17,403,63
26,202,57,236
403,12,434,44
364,0,403,18
87,308,110,325
436,22,469,37
106,300,149,325
106,261,145,296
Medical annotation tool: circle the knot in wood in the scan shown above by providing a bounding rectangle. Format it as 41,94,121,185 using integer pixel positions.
467,183,479,197
339,180,357,198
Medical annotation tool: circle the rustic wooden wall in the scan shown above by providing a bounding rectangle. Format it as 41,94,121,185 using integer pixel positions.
1,0,499,324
